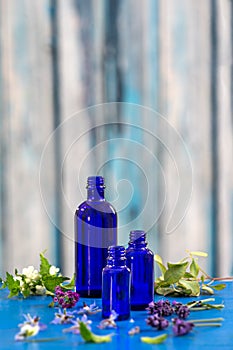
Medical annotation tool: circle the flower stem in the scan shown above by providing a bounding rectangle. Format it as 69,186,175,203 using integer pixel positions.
188,298,215,309
201,298,215,303
190,304,224,311
189,318,224,323
195,323,222,327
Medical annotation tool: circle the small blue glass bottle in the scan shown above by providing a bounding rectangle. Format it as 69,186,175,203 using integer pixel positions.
126,230,154,310
75,176,117,297
102,246,130,320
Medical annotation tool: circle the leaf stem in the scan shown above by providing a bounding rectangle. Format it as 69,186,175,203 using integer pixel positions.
199,267,212,280
190,305,224,311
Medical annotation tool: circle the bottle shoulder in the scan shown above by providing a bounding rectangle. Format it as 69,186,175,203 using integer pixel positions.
103,265,130,274
126,246,154,256
75,200,117,215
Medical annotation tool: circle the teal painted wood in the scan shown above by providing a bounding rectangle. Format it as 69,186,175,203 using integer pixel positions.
215,0,233,276
0,0,56,274
0,0,233,279
56,0,233,278
0,0,5,276
210,0,219,276
158,0,213,273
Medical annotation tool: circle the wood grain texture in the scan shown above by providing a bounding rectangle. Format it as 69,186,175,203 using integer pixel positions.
158,0,212,272
0,0,232,278
216,0,233,275
0,0,56,273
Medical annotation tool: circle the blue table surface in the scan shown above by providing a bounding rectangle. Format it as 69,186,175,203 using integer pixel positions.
0,282,233,350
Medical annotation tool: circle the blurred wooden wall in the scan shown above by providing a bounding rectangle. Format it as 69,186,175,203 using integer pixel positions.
0,0,232,277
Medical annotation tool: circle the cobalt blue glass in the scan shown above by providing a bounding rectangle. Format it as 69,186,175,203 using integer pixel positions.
126,230,154,310
75,176,117,298
102,246,131,320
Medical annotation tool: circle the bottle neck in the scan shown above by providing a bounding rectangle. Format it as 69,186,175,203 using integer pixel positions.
87,188,105,201
128,230,147,249
86,176,105,201
107,246,126,267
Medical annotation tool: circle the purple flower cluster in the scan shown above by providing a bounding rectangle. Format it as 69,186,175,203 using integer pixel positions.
172,318,194,336
172,301,190,319
146,300,173,317
53,286,80,309
146,314,169,330
146,300,190,319
146,299,194,336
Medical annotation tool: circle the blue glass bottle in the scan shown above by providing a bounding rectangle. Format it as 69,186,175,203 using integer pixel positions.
102,246,130,320
126,230,154,310
75,176,117,297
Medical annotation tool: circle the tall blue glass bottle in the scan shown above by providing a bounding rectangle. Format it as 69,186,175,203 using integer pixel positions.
75,176,117,297
126,230,154,310
102,246,130,320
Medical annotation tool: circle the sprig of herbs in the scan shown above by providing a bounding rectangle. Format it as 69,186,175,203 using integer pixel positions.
0,252,74,298
155,251,226,296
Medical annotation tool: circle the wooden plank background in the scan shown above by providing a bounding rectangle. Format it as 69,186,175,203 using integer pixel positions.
0,0,232,278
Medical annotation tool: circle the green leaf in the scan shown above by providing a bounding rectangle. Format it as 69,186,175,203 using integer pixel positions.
5,272,20,297
141,334,167,344
22,286,31,298
190,251,208,257
42,275,69,293
79,322,112,343
39,253,51,276
178,279,200,296
201,275,205,282
155,286,175,296
201,284,214,295
154,255,167,276
163,261,189,284
211,284,226,291
61,274,76,290
184,272,196,279
190,258,200,277
176,285,192,296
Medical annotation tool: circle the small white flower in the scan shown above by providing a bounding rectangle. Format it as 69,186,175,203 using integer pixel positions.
22,266,34,278
19,313,39,327
32,270,40,281
77,301,101,315
22,266,40,281
98,310,118,329
128,326,140,335
63,314,92,334
49,265,60,276
35,285,46,295
51,309,76,325
15,324,40,341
